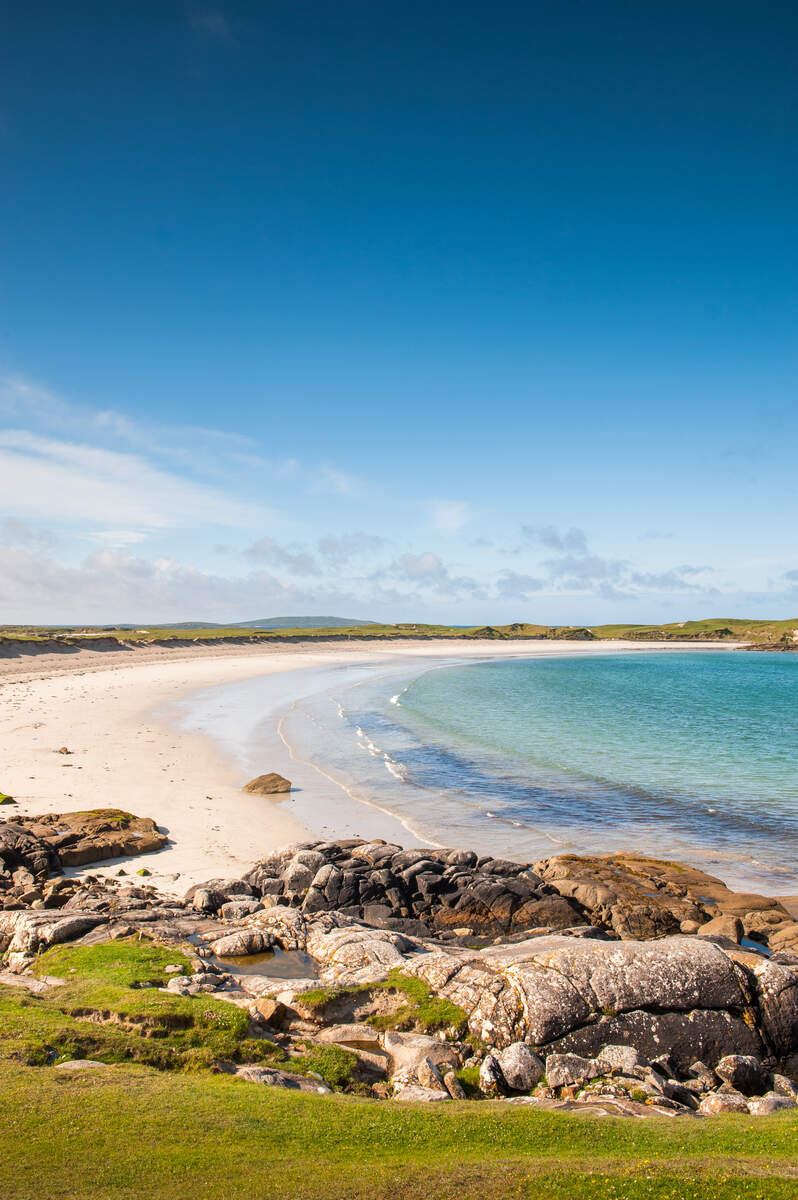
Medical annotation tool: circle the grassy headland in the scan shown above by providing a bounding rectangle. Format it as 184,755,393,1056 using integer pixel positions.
1,616,796,648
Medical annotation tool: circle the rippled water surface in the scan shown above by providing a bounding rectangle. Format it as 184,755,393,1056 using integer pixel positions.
281,651,798,891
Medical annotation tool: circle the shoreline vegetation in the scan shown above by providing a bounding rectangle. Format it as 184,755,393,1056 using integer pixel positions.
1,615,797,657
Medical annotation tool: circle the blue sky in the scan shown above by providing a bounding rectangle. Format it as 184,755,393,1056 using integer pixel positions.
1,1,796,624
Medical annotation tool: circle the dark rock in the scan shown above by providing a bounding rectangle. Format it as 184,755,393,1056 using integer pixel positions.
544,1009,764,1075
715,1054,765,1096
545,1053,601,1088
361,904,394,927
478,1054,508,1097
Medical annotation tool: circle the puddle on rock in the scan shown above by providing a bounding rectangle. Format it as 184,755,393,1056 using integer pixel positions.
213,948,320,978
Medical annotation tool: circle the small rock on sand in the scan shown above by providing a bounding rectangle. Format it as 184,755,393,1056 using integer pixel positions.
243,773,292,795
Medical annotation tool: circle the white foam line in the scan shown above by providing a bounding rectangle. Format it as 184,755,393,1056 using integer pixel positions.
277,701,444,848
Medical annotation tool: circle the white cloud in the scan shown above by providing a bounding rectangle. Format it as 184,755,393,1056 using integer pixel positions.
0,544,353,625
318,532,389,564
246,537,320,575
380,551,483,598
0,517,59,550
522,524,588,553
0,430,264,532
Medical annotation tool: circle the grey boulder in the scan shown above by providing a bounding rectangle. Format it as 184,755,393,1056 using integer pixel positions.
496,1042,544,1092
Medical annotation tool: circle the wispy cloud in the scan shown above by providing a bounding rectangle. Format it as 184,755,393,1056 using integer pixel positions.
312,464,360,495
317,532,389,565
497,571,545,600
379,551,483,598
0,430,264,531
522,524,588,553
246,537,320,576
430,499,470,533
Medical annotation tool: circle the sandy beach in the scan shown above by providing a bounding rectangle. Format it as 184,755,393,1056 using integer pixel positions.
0,638,741,895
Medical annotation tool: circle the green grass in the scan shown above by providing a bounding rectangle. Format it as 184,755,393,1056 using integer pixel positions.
1,940,361,1087
455,1064,481,1096
298,969,468,1036
0,1059,796,1200
2,943,797,1199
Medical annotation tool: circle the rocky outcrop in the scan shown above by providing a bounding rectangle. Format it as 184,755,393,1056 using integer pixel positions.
238,840,798,954
533,852,798,953
2,834,798,1115
0,822,56,885
16,810,167,867
0,811,168,909
243,840,584,940
217,907,797,1075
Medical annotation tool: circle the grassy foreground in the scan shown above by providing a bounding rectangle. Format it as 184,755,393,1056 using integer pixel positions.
2,940,797,1197
2,1060,797,1200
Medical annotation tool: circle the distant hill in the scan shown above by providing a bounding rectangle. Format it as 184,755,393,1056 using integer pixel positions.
233,616,378,630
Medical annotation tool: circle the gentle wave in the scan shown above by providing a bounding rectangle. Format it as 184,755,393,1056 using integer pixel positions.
259,651,798,893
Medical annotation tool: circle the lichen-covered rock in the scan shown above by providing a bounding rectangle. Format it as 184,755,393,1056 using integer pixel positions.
402,933,756,1058
496,1042,544,1091
416,1057,446,1091
715,1054,765,1096
218,899,263,921
209,929,272,957
545,1053,600,1089
727,951,798,1056
698,1090,750,1114
235,1065,329,1093
305,922,416,984
771,1073,798,1100
382,1031,461,1074
392,1083,450,1102
543,1008,764,1074
0,910,106,956
596,1044,646,1074
747,1092,796,1115
443,1069,466,1100
478,1054,507,1097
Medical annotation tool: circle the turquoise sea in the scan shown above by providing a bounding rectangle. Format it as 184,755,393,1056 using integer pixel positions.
277,651,798,892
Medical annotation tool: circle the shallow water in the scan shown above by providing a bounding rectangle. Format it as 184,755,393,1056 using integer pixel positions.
214,948,319,978
177,650,798,894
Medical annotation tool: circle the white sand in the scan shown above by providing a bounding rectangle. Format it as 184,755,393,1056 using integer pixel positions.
0,638,739,895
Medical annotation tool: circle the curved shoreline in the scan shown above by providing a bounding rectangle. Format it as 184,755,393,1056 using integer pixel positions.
0,638,759,898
